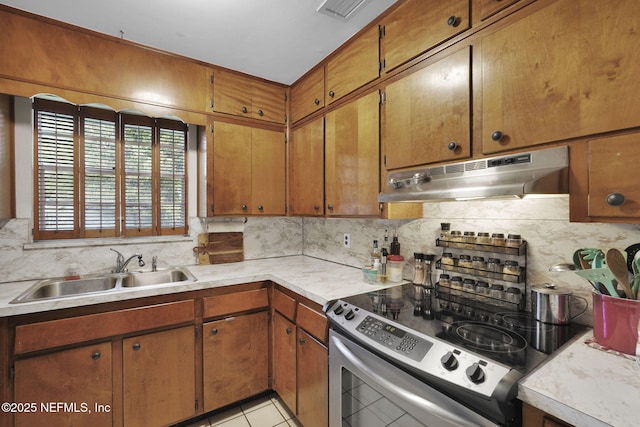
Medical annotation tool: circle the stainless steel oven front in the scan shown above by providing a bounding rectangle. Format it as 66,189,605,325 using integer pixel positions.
329,329,499,427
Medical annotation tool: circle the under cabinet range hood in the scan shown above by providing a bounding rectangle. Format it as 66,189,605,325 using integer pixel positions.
378,146,569,202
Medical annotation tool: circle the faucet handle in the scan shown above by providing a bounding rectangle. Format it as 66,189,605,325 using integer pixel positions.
137,254,145,268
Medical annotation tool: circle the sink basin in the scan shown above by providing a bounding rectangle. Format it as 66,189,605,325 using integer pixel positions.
10,267,197,303
120,268,196,288
11,276,119,303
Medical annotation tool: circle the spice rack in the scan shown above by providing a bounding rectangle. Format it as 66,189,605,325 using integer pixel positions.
435,237,527,311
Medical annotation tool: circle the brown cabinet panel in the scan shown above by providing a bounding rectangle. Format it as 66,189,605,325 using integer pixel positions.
289,118,325,216
587,134,640,219
14,342,112,427
123,326,195,426
297,303,328,344
272,312,297,415
203,288,269,318
291,67,325,123
326,26,380,104
478,0,521,21
252,80,286,123
381,0,470,73
383,47,471,170
296,329,328,427
272,289,297,321
325,91,381,217
203,311,269,412
252,128,286,215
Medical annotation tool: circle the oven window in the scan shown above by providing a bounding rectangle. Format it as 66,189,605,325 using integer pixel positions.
341,368,427,427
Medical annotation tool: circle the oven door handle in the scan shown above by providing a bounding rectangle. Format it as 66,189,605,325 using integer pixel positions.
332,333,498,427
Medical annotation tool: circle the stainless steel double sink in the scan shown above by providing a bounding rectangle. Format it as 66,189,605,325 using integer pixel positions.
10,267,197,303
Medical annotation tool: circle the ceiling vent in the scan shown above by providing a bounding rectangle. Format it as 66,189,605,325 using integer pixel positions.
315,0,369,21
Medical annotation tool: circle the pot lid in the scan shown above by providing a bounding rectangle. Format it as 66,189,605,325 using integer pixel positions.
531,283,573,296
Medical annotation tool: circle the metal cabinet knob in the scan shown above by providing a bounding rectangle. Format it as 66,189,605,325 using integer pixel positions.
92,352,101,360
258,109,264,116
313,204,320,211
132,343,141,351
447,141,458,151
328,90,335,98
327,204,334,211
211,328,218,335
447,16,459,27
286,327,292,335
242,204,248,211
299,337,306,344
241,106,248,113
258,205,264,211
607,193,626,207
491,130,504,142
314,98,320,105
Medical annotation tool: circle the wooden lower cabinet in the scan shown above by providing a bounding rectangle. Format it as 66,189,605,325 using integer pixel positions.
202,311,269,412
272,312,297,414
522,402,573,427
296,329,329,427
13,342,113,427
123,326,196,426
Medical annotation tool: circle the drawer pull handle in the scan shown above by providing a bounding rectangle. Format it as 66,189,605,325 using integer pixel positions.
91,352,101,360
607,193,626,207
132,343,141,351
211,328,218,335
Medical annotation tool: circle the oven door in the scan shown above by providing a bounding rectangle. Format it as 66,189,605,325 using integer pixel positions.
329,330,499,427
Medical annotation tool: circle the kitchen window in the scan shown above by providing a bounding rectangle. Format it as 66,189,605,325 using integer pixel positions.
33,98,187,240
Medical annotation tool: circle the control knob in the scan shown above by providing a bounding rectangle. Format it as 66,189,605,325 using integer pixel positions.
440,351,459,371
333,305,345,315
345,310,356,321
466,362,486,384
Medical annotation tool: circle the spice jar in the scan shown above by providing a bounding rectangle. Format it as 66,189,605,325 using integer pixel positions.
450,230,463,243
438,273,451,288
441,252,455,267
472,256,486,270
450,276,463,296
490,284,505,305
503,260,520,279
477,232,491,245
413,253,425,285
487,258,502,273
463,231,476,245
506,287,523,307
475,281,490,302
458,254,472,269
491,233,506,246
506,234,523,248
440,223,451,241
463,278,476,295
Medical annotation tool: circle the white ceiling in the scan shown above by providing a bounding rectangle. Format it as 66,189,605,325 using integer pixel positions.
1,0,397,85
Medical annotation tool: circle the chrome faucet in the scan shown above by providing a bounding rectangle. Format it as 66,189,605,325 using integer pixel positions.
110,248,145,273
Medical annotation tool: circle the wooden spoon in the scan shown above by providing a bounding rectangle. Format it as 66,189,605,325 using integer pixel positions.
606,248,634,298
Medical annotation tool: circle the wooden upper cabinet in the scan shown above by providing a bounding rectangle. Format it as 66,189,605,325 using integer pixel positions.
289,118,325,216
380,0,470,74
291,66,325,123
325,91,380,217
211,69,286,123
482,0,640,154
326,25,380,104
587,133,640,219
477,0,521,21
383,47,471,170
211,121,285,215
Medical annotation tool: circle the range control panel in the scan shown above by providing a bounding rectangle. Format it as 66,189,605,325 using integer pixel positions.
326,300,513,398
357,316,432,362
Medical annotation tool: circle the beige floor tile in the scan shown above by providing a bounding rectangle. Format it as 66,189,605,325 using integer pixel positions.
244,404,286,427
209,406,244,426
214,415,251,427
271,397,295,421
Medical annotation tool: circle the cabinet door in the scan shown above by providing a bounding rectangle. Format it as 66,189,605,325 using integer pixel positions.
481,0,580,153
297,329,328,427
213,70,253,118
251,80,286,123
383,47,471,170
123,326,195,427
272,312,297,415
251,128,286,215
325,91,380,217
326,26,379,104
14,342,112,427
203,311,269,412
289,118,324,216
477,0,520,21
212,122,253,215
291,67,325,123
380,0,470,73
587,134,640,219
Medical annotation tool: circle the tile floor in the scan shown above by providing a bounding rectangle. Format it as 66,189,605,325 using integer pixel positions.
184,393,301,427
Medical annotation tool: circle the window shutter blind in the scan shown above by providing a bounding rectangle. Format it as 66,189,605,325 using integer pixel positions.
82,110,117,236
35,104,76,237
123,117,154,235
158,121,187,234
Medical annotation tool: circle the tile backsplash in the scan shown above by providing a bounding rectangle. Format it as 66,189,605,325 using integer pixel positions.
2,195,640,325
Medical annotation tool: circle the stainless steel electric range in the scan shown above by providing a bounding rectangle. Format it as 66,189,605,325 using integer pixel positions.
324,283,584,426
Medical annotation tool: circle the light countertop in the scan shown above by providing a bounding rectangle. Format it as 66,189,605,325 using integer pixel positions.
0,255,393,317
518,330,640,427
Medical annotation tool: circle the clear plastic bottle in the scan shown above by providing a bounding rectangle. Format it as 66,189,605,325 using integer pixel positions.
413,253,425,285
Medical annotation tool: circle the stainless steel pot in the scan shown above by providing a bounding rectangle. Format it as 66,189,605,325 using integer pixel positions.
531,284,586,325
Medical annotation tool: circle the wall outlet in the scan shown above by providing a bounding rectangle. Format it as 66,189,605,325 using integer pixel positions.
343,233,351,248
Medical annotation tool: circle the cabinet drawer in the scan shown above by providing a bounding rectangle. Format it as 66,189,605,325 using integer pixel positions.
296,303,327,343
272,289,297,321
14,300,194,355
203,288,269,318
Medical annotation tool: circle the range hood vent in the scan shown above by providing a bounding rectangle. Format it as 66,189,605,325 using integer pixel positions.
378,146,569,202
315,0,369,21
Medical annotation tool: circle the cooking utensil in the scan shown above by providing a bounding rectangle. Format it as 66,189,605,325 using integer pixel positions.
624,243,640,273
575,268,619,297
573,249,584,270
605,248,634,299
